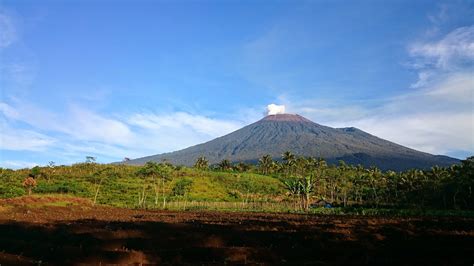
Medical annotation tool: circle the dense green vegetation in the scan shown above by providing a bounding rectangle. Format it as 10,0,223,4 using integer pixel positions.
261,153,473,211
1,154,472,214
0,162,283,208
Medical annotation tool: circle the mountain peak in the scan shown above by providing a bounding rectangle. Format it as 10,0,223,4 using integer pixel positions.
261,113,312,123
123,112,459,171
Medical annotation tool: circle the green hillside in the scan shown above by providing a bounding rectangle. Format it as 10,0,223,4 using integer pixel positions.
1,154,472,213
0,163,284,208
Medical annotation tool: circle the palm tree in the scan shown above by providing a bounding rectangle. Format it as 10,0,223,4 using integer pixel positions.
365,166,382,206
450,156,474,209
194,156,209,170
425,166,447,207
305,157,317,171
258,155,273,175
218,159,232,171
282,151,296,176
282,151,295,163
235,162,250,172
384,170,398,205
295,157,308,177
271,161,282,173
315,157,327,169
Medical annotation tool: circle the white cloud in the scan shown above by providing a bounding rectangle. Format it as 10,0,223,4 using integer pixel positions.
409,26,474,70
426,72,474,102
341,112,473,155
57,142,134,160
129,112,241,137
0,121,55,151
0,160,39,169
408,25,474,90
127,112,244,154
266,104,286,115
0,101,62,131
67,106,133,145
0,102,246,161
0,102,20,119
0,102,133,146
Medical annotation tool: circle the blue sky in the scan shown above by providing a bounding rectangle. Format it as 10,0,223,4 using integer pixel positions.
1,0,473,168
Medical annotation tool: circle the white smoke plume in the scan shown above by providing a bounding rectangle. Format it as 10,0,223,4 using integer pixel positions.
266,104,286,115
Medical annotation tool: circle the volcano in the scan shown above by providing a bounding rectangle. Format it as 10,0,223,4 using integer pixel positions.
124,114,459,171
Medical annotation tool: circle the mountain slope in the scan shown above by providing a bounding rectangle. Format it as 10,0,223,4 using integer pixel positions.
124,114,459,171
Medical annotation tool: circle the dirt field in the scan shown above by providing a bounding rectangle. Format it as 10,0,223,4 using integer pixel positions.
0,197,473,265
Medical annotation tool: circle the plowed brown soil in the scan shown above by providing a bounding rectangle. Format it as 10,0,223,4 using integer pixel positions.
0,196,473,265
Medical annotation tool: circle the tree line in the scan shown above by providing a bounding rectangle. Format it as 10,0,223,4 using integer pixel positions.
193,152,474,210
4,153,473,211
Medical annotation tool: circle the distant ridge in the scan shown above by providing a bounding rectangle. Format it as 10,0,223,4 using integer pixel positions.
123,113,459,171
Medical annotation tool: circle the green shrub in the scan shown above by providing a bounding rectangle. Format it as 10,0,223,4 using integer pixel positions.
172,178,193,196
35,181,89,195
0,185,25,198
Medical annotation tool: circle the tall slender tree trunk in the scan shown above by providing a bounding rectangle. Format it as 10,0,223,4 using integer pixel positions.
154,183,159,206
93,184,101,205
162,178,166,209
138,185,146,208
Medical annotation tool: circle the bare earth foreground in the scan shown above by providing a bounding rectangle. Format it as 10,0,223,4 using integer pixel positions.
0,197,473,265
